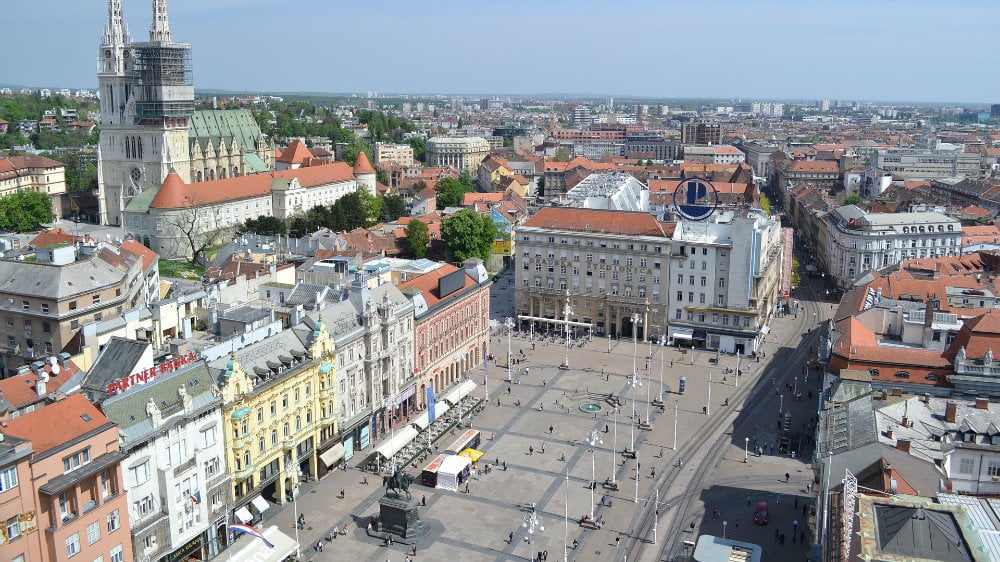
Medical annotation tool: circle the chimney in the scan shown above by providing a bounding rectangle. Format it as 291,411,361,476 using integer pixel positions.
976,397,990,410
891,387,903,396
922,393,931,404
886,427,893,439
58,352,71,371
901,416,908,428
925,296,939,328
945,401,957,423
896,438,911,452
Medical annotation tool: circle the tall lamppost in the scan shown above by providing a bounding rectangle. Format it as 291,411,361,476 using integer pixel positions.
288,463,302,559
608,333,612,354
706,372,712,416
563,469,569,562
610,405,619,484
585,430,602,519
735,353,740,389
628,372,641,451
562,300,573,369
744,437,749,463
523,508,544,562
644,356,652,426
634,451,640,503
673,400,679,450
630,313,641,382
658,345,665,403
505,317,515,383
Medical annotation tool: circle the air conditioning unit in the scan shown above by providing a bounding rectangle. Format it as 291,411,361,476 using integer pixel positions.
992,476,1000,483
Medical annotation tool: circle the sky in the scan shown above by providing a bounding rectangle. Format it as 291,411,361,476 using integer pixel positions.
5,0,1000,104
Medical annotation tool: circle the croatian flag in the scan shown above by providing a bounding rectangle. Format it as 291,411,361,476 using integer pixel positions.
427,386,436,424
227,523,274,548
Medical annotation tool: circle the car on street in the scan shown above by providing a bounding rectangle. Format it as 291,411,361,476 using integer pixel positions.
754,501,768,525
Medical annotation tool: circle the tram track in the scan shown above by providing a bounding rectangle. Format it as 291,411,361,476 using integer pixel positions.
620,283,824,561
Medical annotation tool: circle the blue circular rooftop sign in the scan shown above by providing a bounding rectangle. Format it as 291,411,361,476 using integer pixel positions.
672,177,720,221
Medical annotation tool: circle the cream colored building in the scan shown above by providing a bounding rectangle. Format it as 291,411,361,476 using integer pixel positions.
374,143,414,166
425,136,489,172
0,155,67,218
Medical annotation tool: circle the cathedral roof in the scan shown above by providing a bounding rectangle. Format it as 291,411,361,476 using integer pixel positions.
188,109,266,159
353,150,375,175
148,163,357,209
277,140,313,165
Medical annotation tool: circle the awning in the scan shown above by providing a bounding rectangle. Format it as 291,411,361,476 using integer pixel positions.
671,328,694,340
320,443,345,468
412,401,451,429
250,495,270,513
760,326,771,336
230,525,298,562
443,380,477,407
234,507,253,523
374,425,419,460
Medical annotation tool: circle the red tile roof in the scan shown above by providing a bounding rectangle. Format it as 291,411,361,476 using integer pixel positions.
353,151,375,175
119,239,159,271
0,360,79,410
397,264,477,308
29,228,78,248
276,140,313,165
4,394,111,457
786,160,840,174
150,162,356,209
522,207,674,238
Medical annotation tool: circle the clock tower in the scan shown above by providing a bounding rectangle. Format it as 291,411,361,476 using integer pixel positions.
97,0,194,227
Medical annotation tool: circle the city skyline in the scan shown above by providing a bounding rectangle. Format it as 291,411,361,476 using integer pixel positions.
4,0,1000,104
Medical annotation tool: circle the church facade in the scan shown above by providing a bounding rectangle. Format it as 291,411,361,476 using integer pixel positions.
97,0,273,227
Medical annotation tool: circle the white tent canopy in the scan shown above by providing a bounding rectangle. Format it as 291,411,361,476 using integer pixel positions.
443,380,477,407
230,525,298,562
436,454,472,491
374,425,419,461
410,401,451,430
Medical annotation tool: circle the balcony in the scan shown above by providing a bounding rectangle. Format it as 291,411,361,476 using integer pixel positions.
282,437,296,451
233,463,256,480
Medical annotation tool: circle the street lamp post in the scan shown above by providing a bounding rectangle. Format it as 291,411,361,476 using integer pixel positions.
522,508,544,562
586,430,602,519
673,401,678,450
629,373,641,450
723,520,728,539
658,346,665,403
454,354,465,428
563,469,569,562
562,300,573,369
630,313,641,382
744,437,749,463
634,451,640,503
645,356,652,426
611,405,618,484
735,353,740,389
506,317,515,383
779,394,783,416
608,333,612,354
707,372,712,416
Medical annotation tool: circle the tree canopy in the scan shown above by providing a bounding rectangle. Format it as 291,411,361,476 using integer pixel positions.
435,177,473,209
441,209,498,263
0,191,53,231
404,219,430,258
380,193,406,223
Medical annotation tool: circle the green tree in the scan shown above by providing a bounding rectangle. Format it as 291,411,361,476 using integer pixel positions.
844,195,861,205
434,177,469,209
791,257,802,288
358,189,382,226
0,190,54,231
760,193,772,216
238,215,288,236
458,171,475,192
404,219,430,258
441,209,498,262
536,175,545,197
553,147,571,162
342,139,372,166
407,137,425,162
380,193,406,222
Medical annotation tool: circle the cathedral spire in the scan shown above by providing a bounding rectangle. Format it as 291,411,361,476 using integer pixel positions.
150,0,172,42
101,0,126,48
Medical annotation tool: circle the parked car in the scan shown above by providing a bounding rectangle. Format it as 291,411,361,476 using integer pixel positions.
754,501,768,525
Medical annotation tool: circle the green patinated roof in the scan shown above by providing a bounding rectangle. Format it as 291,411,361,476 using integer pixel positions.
124,185,159,213
189,109,264,153
244,153,270,173
270,178,292,192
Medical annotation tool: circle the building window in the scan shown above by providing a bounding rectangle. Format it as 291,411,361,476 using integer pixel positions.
66,532,81,557
21,300,29,311
6,515,21,542
41,303,49,313
129,460,150,486
718,278,726,288
110,545,124,562
959,458,975,474
87,520,100,545
69,300,77,310
63,448,91,473
675,309,682,320
0,465,18,492
92,295,101,305
106,509,120,532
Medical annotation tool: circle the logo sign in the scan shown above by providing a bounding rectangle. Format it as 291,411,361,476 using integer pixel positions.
106,351,198,395
673,177,720,221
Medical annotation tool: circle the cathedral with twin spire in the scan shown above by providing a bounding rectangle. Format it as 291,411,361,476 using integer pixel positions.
97,0,274,226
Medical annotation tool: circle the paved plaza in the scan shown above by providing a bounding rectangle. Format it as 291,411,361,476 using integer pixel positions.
257,281,830,562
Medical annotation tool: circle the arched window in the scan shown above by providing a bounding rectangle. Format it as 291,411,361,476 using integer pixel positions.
283,423,289,438
271,430,277,445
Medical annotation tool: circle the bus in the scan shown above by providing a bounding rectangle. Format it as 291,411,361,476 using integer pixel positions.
445,429,481,455
421,454,448,487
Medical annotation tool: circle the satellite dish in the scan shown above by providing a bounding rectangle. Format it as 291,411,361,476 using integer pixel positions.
49,356,60,375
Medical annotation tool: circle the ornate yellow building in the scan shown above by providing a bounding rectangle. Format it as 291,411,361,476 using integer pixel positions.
214,320,337,522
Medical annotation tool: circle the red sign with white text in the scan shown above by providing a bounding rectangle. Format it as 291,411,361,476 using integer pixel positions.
106,351,198,395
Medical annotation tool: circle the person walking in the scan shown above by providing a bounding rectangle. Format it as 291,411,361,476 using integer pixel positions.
549,425,554,434
528,446,534,456
503,461,507,471
509,531,514,544
421,495,426,506
785,472,790,482
412,544,418,556
747,494,752,507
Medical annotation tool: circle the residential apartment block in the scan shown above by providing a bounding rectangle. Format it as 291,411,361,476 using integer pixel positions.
2,394,132,562
425,137,489,172
870,147,981,180
374,143,415,166
682,145,746,165
0,156,67,219
514,208,675,339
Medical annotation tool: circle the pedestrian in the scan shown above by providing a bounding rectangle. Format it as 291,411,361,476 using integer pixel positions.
507,386,511,395
298,513,305,529
650,467,656,478
363,476,369,485
541,443,547,454
509,531,514,544
785,472,790,482
779,533,785,545
605,424,609,433
529,446,534,456
543,549,549,560
497,398,501,407
503,461,507,471
747,494,752,506
412,544,418,556
774,529,780,541
316,540,323,552
421,495,426,506
615,535,621,547
776,494,781,506
464,482,470,493
340,488,346,498
793,519,799,531
549,425,554,434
